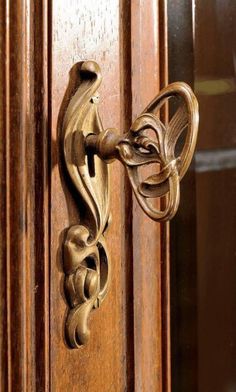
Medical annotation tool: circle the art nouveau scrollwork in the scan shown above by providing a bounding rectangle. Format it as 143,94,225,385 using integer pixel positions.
62,61,111,348
61,60,199,348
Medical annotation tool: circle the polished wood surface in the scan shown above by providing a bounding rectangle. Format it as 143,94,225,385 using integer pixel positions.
131,1,163,390
0,1,49,390
0,1,169,390
50,1,130,390
0,2,7,389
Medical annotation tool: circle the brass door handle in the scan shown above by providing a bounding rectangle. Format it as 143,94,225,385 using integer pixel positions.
61,61,199,348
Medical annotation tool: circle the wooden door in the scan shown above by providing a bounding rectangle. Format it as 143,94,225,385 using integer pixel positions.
0,1,170,391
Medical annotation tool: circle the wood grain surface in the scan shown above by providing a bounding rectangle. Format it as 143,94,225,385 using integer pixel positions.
0,1,49,391
0,1,169,390
131,1,163,390
50,1,128,390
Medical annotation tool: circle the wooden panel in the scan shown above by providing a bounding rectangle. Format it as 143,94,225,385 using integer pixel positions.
131,1,163,391
120,1,135,390
0,0,50,391
0,1,169,390
0,1,7,389
50,1,132,390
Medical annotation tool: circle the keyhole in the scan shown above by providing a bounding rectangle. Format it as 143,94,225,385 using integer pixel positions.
87,151,95,177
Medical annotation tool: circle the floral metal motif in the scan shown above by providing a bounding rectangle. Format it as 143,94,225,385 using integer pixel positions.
61,60,199,347
62,61,110,348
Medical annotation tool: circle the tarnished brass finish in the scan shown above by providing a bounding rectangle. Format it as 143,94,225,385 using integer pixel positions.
61,60,199,348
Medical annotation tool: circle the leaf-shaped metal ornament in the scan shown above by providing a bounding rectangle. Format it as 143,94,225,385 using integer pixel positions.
61,61,199,347
62,61,111,348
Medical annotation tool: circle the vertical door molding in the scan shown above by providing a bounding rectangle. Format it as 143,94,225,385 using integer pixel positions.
131,1,170,391
0,1,50,390
119,1,135,389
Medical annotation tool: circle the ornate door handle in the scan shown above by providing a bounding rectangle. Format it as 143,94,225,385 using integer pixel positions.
61,61,199,348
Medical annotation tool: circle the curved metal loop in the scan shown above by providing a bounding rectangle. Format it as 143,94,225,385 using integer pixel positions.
61,60,199,347
116,82,199,221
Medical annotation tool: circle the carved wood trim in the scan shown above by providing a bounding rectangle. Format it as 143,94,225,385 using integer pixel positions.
131,1,171,390
0,1,50,390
